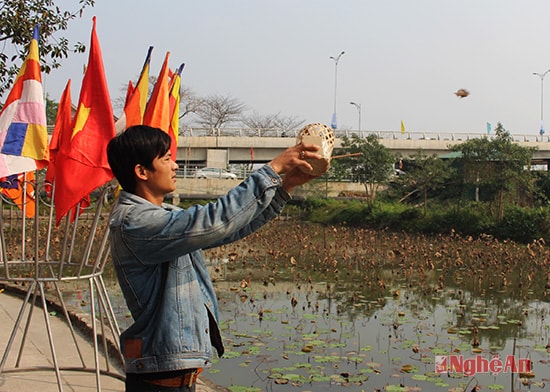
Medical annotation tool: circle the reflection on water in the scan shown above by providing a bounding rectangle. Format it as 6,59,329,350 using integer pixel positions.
204,262,549,391
63,221,550,391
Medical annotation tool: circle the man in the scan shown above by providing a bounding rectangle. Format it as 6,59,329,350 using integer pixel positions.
106,125,323,391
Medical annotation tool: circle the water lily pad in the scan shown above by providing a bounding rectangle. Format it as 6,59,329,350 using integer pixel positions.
421,356,434,364
303,313,318,320
308,339,326,346
280,373,304,381
227,386,262,392
431,348,448,355
507,319,522,325
223,350,242,359
312,355,341,363
310,374,331,382
328,342,346,348
401,364,416,373
412,374,428,381
385,384,408,391
348,374,369,383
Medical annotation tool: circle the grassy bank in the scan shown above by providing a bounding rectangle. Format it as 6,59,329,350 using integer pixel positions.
177,197,550,243
294,198,550,243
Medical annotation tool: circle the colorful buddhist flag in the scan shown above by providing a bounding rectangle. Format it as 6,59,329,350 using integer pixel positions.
54,17,115,225
143,51,170,132
115,46,153,133
0,174,19,189
167,63,184,160
0,171,36,218
0,25,49,177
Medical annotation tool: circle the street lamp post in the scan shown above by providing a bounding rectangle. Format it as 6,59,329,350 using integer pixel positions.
533,69,550,138
349,101,361,135
329,51,345,130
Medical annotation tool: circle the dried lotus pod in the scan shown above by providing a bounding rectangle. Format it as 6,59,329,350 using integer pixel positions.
296,123,335,176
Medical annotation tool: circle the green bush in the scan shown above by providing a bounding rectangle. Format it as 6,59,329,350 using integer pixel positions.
367,203,419,230
178,196,550,243
304,198,368,225
492,206,549,242
416,203,493,236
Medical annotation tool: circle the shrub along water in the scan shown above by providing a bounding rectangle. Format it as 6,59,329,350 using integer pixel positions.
299,198,550,243
176,197,550,243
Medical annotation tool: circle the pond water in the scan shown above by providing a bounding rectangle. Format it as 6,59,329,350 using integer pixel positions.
65,221,550,392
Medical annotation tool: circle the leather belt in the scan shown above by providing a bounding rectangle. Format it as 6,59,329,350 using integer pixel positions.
146,368,202,388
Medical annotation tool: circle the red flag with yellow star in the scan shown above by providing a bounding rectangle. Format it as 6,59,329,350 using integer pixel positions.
54,17,115,225
45,79,72,191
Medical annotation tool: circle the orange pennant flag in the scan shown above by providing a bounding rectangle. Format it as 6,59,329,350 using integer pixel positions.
167,63,184,160
115,46,153,133
143,51,170,132
124,80,134,108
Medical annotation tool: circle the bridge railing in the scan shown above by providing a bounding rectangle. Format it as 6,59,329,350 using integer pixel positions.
179,127,549,143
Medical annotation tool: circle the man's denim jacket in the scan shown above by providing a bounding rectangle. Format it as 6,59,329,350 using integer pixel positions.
109,165,290,374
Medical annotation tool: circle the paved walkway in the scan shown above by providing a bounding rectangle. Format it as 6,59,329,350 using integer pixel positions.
0,288,228,392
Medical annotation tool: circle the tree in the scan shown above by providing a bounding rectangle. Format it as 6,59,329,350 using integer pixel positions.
179,87,204,122
398,150,453,212
192,94,246,132
241,112,304,136
451,123,535,221
331,134,396,203
45,94,58,126
0,0,95,96
273,115,304,135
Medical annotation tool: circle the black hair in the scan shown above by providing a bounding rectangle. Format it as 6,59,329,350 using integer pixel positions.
107,125,171,193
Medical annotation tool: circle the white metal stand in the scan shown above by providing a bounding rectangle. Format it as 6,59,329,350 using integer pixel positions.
0,176,123,391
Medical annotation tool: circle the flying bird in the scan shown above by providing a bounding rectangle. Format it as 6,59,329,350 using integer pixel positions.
454,89,470,98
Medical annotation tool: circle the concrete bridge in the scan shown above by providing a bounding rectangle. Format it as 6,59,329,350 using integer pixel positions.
172,128,550,198
175,128,550,167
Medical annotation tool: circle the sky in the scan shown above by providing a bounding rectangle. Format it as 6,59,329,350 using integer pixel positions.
38,0,550,137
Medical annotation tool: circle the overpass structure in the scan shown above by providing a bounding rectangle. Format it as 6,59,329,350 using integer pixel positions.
175,128,550,168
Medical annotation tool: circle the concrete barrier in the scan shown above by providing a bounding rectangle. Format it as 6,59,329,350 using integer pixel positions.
173,178,365,199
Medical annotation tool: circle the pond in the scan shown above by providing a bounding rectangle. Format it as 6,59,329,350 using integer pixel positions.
66,220,550,392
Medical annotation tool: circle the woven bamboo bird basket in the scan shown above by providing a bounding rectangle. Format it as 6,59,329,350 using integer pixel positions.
296,123,335,176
